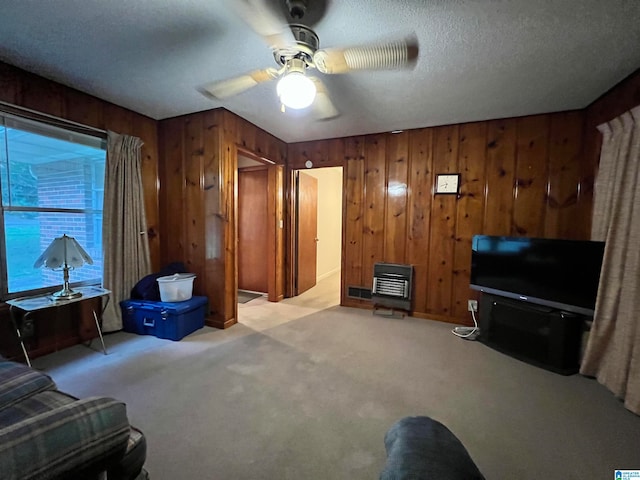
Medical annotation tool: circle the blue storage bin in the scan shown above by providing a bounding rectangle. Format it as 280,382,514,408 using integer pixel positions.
120,296,207,341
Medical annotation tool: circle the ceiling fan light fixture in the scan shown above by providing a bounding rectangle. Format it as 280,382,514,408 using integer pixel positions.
277,66,316,109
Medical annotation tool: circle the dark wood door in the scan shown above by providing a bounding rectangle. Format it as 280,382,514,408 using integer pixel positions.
238,168,269,293
296,171,318,295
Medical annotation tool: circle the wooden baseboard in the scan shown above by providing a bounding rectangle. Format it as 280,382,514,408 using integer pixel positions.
206,316,237,329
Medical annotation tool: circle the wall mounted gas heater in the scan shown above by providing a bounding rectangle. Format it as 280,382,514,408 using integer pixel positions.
372,263,413,315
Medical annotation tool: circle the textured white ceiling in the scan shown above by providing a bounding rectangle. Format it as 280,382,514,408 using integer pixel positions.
1,0,639,143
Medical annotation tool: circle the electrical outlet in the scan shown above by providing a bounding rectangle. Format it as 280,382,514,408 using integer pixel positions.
467,299,478,312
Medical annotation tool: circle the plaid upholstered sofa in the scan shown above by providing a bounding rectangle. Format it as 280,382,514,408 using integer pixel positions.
0,355,148,480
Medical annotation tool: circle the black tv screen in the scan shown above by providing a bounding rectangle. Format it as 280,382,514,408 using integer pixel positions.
470,235,605,316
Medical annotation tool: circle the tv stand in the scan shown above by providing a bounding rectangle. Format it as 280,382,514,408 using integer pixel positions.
478,293,586,375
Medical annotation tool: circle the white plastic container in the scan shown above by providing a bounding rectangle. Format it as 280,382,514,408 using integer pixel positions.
156,273,196,302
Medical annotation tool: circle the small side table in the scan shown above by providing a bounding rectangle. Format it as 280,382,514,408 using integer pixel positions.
7,286,111,366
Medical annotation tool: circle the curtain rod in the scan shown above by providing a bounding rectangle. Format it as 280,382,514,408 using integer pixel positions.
0,100,107,137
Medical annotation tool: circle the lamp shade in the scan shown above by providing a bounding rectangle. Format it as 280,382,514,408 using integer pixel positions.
277,71,316,109
34,234,93,269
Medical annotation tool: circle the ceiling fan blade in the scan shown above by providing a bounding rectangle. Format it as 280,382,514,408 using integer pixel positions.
226,0,295,50
310,77,339,120
199,68,278,100
313,35,419,74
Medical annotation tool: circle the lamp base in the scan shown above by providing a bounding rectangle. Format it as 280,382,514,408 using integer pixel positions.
51,288,83,301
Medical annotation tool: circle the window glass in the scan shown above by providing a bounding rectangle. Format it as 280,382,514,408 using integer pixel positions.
0,114,106,297
0,125,8,205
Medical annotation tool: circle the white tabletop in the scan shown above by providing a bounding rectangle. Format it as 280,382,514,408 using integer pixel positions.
6,286,111,312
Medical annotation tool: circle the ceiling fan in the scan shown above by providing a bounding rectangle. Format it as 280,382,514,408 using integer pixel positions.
199,0,419,120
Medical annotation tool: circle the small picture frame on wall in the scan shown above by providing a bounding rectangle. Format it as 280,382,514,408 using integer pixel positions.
435,173,460,194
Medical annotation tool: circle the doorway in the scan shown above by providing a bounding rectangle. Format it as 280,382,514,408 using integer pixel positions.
236,151,284,304
293,166,343,306
238,166,269,295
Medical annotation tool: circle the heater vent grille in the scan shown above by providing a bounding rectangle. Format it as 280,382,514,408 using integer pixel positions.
372,263,413,311
348,286,372,300
373,275,408,298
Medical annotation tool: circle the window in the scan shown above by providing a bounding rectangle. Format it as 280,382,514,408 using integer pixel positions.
0,113,106,299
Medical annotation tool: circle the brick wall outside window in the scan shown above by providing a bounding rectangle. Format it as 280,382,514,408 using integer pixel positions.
33,160,102,286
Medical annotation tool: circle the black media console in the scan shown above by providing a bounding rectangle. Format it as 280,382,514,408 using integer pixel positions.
478,293,586,375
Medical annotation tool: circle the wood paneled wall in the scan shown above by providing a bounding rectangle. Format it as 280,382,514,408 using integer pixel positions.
289,111,590,325
0,62,161,271
586,69,640,130
0,62,160,359
2,58,637,343
158,109,286,329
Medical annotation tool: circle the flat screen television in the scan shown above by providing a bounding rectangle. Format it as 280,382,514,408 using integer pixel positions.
470,235,605,316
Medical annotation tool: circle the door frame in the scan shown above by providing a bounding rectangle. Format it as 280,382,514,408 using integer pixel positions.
293,170,319,295
235,147,284,302
285,166,344,299
285,168,296,298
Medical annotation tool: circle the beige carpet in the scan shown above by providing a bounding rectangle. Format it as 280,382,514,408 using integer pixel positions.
32,272,640,479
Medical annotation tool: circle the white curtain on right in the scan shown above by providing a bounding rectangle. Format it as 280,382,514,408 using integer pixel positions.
580,105,640,415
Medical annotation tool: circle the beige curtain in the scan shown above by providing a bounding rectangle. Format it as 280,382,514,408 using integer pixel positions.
580,105,640,415
101,131,152,332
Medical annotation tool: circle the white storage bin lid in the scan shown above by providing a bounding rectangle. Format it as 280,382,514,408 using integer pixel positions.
157,273,196,283
156,273,196,302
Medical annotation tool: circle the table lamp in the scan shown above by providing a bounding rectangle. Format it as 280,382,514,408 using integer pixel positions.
33,234,94,300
